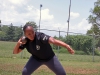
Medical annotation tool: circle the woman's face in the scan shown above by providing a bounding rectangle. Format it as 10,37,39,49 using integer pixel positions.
24,26,35,41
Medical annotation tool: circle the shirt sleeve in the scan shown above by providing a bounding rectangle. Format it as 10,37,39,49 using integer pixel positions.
19,44,26,50
40,33,50,44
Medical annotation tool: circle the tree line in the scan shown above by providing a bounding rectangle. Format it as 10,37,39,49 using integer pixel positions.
0,21,37,41
0,23,23,41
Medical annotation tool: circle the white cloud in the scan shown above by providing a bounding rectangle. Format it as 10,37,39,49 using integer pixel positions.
69,18,92,34
36,9,54,21
8,0,25,5
38,18,92,36
42,18,92,36
0,0,54,26
70,12,80,19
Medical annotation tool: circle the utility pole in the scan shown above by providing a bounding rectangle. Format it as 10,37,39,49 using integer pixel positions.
39,4,42,32
67,0,71,36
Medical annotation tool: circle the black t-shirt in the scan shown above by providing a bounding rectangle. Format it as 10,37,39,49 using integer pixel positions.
19,32,55,62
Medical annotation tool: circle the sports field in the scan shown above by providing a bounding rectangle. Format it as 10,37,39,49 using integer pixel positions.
0,41,100,75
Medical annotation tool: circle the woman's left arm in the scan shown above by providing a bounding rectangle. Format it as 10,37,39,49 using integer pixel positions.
49,37,75,54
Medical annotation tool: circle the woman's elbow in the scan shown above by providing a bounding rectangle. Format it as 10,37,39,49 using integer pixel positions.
49,37,56,44
13,49,21,54
13,51,18,54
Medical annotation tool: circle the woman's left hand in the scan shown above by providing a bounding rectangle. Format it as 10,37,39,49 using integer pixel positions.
68,49,75,54
67,45,75,54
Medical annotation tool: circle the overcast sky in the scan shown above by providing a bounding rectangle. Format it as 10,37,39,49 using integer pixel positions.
0,0,97,36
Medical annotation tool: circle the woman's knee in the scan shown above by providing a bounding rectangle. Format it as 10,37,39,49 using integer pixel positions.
22,68,30,75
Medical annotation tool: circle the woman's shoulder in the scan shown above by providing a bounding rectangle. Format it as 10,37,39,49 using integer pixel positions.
35,32,44,35
35,32,44,37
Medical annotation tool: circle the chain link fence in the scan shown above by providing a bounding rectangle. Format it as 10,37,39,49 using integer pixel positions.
0,29,100,75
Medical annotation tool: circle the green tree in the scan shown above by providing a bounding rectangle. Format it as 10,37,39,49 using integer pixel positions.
0,31,6,41
87,0,100,35
87,24,100,35
13,26,23,41
87,0,100,50
0,25,9,41
6,23,15,41
65,35,93,55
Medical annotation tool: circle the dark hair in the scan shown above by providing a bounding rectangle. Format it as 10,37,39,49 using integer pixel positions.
23,24,33,32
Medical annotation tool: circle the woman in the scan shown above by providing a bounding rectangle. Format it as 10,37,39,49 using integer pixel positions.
13,24,75,75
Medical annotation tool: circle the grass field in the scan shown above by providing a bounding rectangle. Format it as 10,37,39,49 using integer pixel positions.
0,41,100,75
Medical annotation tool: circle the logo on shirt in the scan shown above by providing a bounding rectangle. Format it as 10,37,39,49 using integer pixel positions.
43,36,47,41
36,45,40,50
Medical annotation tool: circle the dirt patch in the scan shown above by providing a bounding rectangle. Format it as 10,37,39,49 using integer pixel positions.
0,63,24,72
64,67,98,74
36,65,99,74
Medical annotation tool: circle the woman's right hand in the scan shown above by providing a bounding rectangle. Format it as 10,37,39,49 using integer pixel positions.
18,37,27,45
18,38,23,44
13,37,26,54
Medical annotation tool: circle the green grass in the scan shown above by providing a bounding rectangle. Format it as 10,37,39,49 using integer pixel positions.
0,41,100,75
